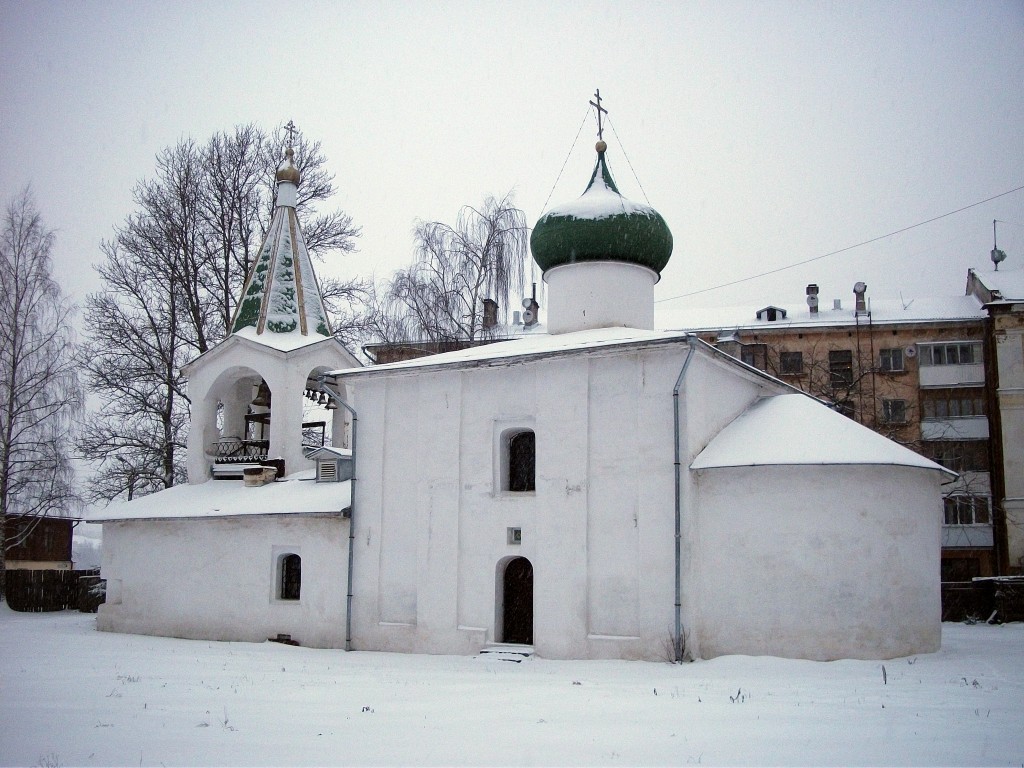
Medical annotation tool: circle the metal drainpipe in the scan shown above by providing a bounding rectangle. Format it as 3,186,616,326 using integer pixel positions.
671,336,700,663
319,377,357,652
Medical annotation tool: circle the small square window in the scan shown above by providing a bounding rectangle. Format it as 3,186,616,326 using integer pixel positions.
879,348,904,372
779,351,803,375
740,343,767,371
829,350,854,388
495,422,537,495
279,553,301,600
943,495,991,525
507,527,522,545
882,399,907,424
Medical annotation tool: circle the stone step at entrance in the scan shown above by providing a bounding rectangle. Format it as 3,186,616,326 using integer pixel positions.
475,643,535,663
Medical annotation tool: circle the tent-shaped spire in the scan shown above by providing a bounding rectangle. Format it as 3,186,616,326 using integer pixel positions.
230,141,332,340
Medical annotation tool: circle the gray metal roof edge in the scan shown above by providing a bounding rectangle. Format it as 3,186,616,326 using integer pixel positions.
90,509,348,524
328,333,698,378
689,460,958,478
662,314,987,334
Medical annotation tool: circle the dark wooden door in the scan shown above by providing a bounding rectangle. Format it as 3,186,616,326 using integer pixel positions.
502,557,533,644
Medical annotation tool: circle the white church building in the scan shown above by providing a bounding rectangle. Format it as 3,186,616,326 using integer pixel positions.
92,132,954,661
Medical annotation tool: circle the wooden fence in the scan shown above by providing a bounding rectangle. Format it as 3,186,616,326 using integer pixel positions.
941,577,1024,623
4,569,102,613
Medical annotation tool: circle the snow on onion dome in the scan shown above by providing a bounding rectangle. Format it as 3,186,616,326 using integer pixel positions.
229,147,331,338
530,141,673,276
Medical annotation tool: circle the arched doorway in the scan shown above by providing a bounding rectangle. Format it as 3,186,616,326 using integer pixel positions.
501,557,533,645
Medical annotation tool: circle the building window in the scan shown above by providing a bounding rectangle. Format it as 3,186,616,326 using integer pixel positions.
280,554,301,600
740,343,767,371
881,399,907,424
829,350,854,388
922,440,989,472
879,347,904,372
919,342,982,366
508,430,535,492
921,388,985,419
943,495,990,526
834,399,855,419
779,351,803,375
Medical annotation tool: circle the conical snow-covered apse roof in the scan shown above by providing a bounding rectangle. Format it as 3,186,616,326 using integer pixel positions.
230,146,332,341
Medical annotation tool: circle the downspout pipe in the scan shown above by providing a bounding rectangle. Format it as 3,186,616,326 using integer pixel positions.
319,377,357,652
672,336,700,663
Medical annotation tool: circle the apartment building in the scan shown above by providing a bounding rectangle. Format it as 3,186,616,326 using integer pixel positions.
967,267,1024,576
658,284,999,579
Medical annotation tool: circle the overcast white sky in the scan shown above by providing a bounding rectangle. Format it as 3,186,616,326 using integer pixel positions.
2,0,1022,318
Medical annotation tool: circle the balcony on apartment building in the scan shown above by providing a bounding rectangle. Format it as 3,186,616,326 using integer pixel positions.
917,341,987,440
940,471,993,549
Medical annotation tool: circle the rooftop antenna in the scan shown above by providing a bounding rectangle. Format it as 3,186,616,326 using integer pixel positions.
991,219,1007,270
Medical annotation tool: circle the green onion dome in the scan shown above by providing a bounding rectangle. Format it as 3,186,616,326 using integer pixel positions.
531,144,673,275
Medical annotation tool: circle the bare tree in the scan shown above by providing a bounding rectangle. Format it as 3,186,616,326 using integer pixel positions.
202,123,363,337
78,124,363,503
77,234,191,499
0,189,82,599
370,193,529,345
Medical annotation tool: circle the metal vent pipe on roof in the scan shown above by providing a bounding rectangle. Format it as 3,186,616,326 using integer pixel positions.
853,282,868,316
806,284,819,315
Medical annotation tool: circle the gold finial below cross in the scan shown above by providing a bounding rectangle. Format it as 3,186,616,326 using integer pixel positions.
284,120,299,150
589,89,608,140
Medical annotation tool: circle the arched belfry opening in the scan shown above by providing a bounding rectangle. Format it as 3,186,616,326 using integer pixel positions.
301,366,350,454
197,367,273,475
499,557,534,645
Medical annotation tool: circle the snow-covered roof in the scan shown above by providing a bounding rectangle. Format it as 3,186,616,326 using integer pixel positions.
333,327,692,377
230,325,343,353
305,446,352,460
181,328,358,377
88,472,351,523
691,394,955,475
969,268,1024,302
656,295,986,332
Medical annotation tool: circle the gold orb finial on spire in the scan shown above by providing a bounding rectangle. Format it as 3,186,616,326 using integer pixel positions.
276,146,300,185
596,139,607,154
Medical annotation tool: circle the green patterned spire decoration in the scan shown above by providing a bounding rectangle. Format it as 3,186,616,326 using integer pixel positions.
230,141,332,339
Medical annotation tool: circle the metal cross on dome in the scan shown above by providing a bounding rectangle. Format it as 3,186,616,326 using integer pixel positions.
589,89,608,140
284,120,299,150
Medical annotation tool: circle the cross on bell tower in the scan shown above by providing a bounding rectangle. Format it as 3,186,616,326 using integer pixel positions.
284,119,299,150
589,89,608,141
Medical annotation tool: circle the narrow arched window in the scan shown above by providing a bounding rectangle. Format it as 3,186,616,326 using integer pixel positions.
280,554,301,600
508,431,535,492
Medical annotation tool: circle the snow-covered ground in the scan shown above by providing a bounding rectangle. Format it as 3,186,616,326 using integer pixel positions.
2,607,1022,767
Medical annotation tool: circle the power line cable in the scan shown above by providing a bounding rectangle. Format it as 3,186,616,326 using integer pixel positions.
540,108,591,214
655,184,1024,303
607,116,651,205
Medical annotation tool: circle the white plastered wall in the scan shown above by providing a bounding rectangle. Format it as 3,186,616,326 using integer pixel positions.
347,343,778,660
544,262,657,334
994,316,1024,571
691,463,942,660
97,514,348,648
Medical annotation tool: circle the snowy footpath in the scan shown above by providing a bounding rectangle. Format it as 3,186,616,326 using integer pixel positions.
1,606,1022,766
